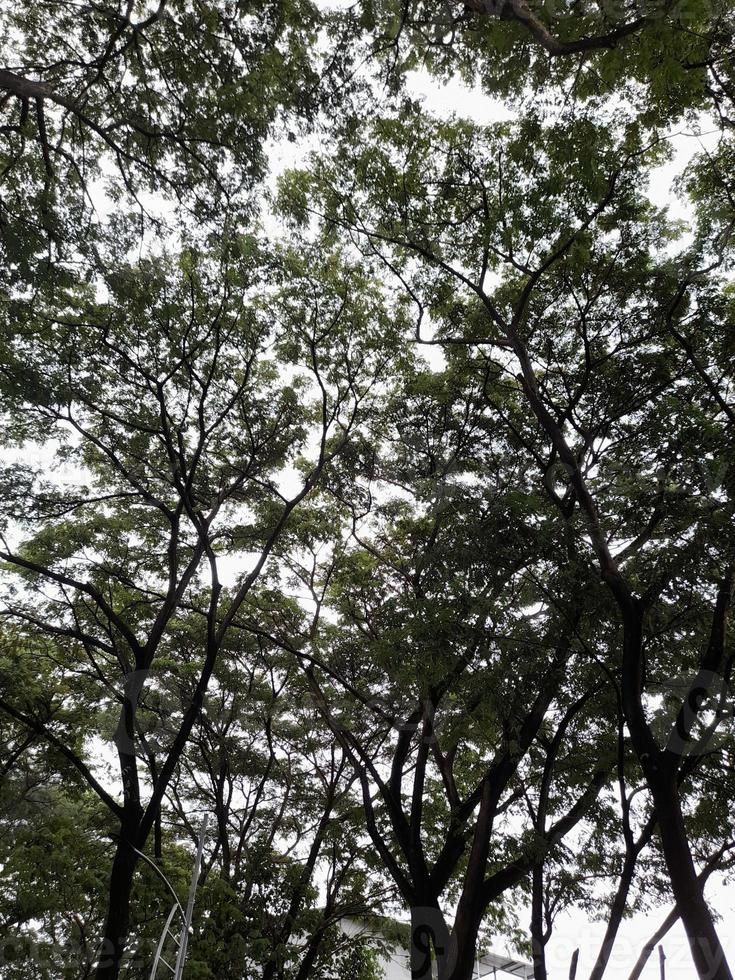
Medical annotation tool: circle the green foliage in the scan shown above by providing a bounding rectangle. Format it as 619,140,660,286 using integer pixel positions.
3,0,735,976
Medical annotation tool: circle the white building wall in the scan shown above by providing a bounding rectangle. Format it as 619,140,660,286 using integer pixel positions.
339,917,412,979
338,918,533,980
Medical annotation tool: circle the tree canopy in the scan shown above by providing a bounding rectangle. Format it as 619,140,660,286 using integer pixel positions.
1,2,735,980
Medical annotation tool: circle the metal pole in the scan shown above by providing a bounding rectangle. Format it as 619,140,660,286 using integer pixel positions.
658,944,666,980
148,904,179,980
172,815,209,980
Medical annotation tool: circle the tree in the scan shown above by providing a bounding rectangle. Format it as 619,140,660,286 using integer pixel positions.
280,101,735,978
161,638,386,980
0,632,112,979
4,0,735,976
243,355,628,979
0,227,402,978
362,0,730,130
0,0,363,295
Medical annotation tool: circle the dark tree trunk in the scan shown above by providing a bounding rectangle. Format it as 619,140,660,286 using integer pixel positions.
627,846,730,980
96,684,144,980
569,948,579,979
94,822,139,980
262,807,332,980
620,607,733,980
411,904,455,980
531,864,548,980
649,775,732,980
153,805,162,861
448,903,483,980
449,779,497,980
587,847,639,980
410,905,434,980
293,928,325,980
94,638,220,978
628,906,679,980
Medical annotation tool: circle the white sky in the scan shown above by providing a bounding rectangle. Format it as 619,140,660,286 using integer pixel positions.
539,885,735,980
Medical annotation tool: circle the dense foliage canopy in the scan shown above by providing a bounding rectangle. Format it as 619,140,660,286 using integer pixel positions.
1,2,734,980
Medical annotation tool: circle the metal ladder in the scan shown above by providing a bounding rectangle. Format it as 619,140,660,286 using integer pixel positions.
149,815,209,980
